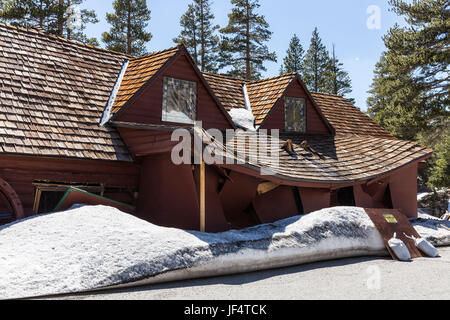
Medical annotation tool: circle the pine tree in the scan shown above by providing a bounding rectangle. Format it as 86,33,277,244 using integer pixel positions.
367,0,449,188
280,34,304,75
302,27,331,92
0,0,99,46
219,0,277,80
174,0,220,73
102,0,152,56
328,44,353,99
0,0,56,30
174,4,198,64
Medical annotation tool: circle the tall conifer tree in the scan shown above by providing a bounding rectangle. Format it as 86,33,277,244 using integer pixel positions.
367,0,449,188
0,0,98,45
219,0,276,80
302,27,331,92
174,0,220,73
102,0,152,56
280,34,304,75
328,44,352,100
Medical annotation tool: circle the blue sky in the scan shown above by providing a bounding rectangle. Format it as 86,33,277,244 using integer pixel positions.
80,0,406,110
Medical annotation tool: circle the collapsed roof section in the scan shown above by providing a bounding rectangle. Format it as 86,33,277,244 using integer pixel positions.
195,128,432,185
0,21,426,181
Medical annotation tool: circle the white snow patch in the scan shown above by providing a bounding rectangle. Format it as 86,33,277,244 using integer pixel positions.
0,205,449,299
162,110,195,124
410,213,450,246
228,108,256,131
417,192,429,201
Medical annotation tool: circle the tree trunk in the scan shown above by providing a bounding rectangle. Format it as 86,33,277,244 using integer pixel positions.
58,0,65,37
200,0,205,71
314,52,318,92
245,0,251,80
332,45,337,94
127,1,132,55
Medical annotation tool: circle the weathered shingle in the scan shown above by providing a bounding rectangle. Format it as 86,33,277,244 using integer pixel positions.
199,129,432,184
246,73,297,125
311,92,393,138
202,72,247,111
111,46,180,114
0,23,133,161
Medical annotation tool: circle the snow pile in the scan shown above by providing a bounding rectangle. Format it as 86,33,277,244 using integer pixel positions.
411,213,450,246
0,205,449,299
228,108,256,131
417,189,449,218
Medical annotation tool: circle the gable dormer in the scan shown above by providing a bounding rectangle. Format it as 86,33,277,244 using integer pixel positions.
255,75,333,134
102,45,234,131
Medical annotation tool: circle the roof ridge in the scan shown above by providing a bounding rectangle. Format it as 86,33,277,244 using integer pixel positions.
129,45,181,62
248,72,297,85
0,21,132,59
310,91,345,98
202,72,248,83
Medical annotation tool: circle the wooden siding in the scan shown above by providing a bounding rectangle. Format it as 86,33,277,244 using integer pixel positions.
118,127,178,156
136,153,201,230
115,53,232,130
262,79,330,134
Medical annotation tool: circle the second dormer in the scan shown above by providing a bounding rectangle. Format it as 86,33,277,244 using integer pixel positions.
203,72,333,135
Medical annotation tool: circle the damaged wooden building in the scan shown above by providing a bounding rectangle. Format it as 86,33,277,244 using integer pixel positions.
0,23,432,232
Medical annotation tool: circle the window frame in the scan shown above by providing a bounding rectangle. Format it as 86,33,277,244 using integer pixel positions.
161,76,198,125
284,96,307,133
32,182,105,214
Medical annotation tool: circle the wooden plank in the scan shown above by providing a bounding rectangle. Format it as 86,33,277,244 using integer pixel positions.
364,208,423,260
54,187,135,214
257,181,280,195
200,160,206,232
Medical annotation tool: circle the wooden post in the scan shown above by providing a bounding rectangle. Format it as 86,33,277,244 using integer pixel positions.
200,160,206,232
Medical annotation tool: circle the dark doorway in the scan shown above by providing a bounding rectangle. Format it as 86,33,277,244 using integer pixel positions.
337,186,356,206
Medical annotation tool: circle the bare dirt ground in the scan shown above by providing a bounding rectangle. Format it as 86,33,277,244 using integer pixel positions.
50,246,450,300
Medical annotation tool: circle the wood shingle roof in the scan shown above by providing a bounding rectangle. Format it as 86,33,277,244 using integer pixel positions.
246,73,297,125
0,23,132,161
311,92,393,138
198,129,432,184
111,46,180,114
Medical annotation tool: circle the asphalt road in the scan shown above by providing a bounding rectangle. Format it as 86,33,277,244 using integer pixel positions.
53,246,450,300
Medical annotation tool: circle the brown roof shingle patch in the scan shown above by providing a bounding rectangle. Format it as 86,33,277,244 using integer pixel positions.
0,23,132,161
311,92,394,138
111,46,180,114
202,128,432,184
201,72,247,111
246,73,297,125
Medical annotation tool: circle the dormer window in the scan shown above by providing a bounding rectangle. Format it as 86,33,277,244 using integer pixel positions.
285,96,306,132
162,76,197,124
